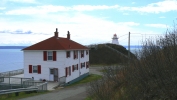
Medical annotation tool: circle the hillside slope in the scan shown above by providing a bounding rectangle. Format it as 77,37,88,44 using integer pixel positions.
89,43,135,65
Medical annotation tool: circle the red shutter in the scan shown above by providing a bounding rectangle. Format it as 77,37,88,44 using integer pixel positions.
86,62,88,69
65,68,67,77
69,67,71,76
81,51,82,58
29,65,32,73
86,62,89,68
53,51,56,61
77,64,78,70
43,51,47,61
38,65,41,74
76,51,78,59
72,65,74,72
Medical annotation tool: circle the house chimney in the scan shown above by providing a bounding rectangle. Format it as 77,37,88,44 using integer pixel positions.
54,28,58,37
67,31,70,39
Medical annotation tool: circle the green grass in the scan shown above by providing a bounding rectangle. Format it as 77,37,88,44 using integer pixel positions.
0,91,49,100
67,74,102,87
84,97,92,100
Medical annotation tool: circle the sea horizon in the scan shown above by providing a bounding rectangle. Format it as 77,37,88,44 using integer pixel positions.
0,45,142,49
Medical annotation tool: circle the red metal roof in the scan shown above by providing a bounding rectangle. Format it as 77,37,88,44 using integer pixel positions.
23,36,88,50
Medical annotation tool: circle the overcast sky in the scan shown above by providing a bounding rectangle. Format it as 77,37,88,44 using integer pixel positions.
0,0,177,46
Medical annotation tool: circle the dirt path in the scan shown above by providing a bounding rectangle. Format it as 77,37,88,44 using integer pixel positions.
19,67,103,100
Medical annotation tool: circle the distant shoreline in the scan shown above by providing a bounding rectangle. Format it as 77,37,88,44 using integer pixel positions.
0,46,27,49
0,45,142,49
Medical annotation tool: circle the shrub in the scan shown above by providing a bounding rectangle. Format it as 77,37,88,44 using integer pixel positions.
87,28,177,99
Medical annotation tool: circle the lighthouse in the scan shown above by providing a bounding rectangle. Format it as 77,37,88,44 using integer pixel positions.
112,34,119,45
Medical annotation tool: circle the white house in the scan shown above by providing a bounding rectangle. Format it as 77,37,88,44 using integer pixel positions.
22,28,89,84
112,34,119,45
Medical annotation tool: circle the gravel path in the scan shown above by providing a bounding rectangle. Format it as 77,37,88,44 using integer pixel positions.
20,67,103,100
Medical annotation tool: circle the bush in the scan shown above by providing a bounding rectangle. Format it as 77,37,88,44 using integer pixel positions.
87,29,177,99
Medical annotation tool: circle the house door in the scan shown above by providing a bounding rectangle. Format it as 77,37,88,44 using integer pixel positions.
49,69,54,81
54,68,58,82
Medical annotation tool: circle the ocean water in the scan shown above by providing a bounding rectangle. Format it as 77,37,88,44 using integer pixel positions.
0,48,24,72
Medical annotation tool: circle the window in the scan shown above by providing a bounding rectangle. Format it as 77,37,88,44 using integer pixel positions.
72,64,78,72
65,67,71,77
86,50,89,55
81,62,85,68
73,50,78,59
81,50,84,58
43,51,56,61
47,51,53,60
86,61,89,69
29,65,41,74
66,51,70,58
74,65,77,70
33,66,38,73
50,69,54,74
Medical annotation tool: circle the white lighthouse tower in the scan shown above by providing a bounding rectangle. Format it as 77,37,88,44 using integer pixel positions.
112,34,119,45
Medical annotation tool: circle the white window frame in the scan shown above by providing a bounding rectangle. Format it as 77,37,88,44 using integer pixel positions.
74,65,77,70
47,51,53,60
33,65,38,73
81,63,85,68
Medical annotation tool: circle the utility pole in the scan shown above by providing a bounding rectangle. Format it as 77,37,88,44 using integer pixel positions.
173,34,175,45
128,32,130,60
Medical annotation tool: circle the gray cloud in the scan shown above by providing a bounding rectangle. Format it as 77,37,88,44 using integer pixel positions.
0,30,33,34
11,30,33,34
